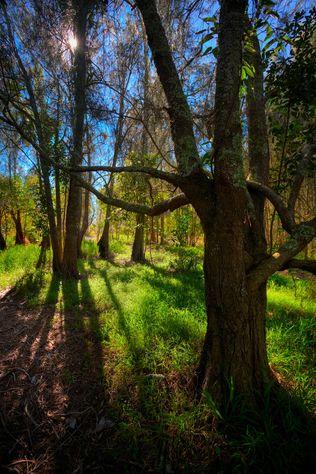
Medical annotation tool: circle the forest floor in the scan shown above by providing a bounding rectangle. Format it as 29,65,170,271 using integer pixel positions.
0,242,315,473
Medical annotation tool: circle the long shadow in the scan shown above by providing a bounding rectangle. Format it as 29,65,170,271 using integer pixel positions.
53,261,109,472
89,259,139,359
144,262,205,317
0,272,60,468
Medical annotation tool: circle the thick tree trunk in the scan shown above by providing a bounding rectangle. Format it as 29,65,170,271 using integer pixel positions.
131,214,146,263
194,0,263,402
196,229,270,400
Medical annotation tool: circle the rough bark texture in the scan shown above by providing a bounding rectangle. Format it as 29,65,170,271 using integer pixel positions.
283,258,316,274
135,0,200,174
195,0,258,401
62,0,89,277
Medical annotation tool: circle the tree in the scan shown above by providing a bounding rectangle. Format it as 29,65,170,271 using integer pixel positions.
62,0,92,277
73,0,315,405
0,175,10,250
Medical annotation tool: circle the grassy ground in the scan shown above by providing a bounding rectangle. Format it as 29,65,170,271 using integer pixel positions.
0,242,315,472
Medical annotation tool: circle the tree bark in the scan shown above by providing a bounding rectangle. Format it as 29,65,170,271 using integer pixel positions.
11,210,25,245
39,153,62,273
62,0,89,277
0,214,6,250
131,214,146,263
131,24,150,261
98,204,112,259
196,229,270,401
195,0,261,400
98,91,125,259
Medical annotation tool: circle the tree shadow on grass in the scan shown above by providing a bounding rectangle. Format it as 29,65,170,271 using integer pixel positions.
52,265,115,472
0,271,60,469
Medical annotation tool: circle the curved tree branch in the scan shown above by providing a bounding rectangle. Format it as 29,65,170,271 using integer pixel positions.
282,258,316,275
73,173,188,216
247,180,295,234
69,164,184,186
247,217,316,290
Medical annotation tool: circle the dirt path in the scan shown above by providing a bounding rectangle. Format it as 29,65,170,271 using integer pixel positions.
0,288,114,473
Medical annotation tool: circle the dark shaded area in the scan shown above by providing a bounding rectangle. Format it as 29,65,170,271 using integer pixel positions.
0,261,315,473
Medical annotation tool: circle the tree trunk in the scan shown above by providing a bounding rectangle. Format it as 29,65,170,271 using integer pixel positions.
62,1,88,277
0,231,6,250
0,215,6,250
36,234,50,269
77,185,90,256
55,167,63,255
98,204,112,259
160,215,165,245
194,0,266,402
39,153,62,273
196,228,270,401
11,210,25,245
131,214,146,262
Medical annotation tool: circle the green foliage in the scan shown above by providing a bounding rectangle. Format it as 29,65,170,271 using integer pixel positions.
266,8,316,190
171,207,190,246
168,246,202,272
0,244,40,288
1,244,315,471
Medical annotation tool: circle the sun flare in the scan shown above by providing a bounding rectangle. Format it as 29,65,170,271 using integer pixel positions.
68,32,77,52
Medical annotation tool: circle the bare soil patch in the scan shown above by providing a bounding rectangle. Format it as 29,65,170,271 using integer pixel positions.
0,289,116,473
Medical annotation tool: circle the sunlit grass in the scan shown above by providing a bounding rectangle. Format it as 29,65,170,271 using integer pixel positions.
0,243,40,289
0,242,315,471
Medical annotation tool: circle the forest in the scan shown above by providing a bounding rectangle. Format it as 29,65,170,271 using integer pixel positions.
0,0,315,472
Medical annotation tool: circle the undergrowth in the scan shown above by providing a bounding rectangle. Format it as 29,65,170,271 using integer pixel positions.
0,242,315,472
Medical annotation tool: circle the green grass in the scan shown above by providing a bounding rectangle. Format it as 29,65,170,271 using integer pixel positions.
0,243,40,289
267,273,316,410
0,242,315,471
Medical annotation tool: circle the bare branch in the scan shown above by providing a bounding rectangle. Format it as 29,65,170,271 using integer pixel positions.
69,164,184,185
73,173,188,216
282,258,316,275
247,180,295,234
247,218,316,290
